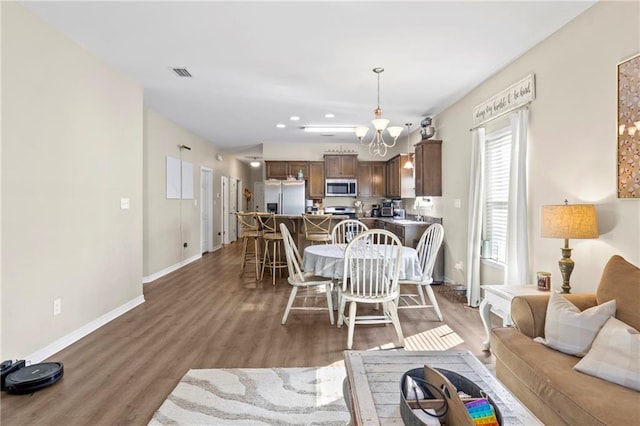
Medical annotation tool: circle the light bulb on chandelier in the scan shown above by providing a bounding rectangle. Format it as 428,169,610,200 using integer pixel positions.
355,68,403,157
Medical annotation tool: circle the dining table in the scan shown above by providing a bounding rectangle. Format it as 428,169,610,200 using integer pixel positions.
302,243,423,281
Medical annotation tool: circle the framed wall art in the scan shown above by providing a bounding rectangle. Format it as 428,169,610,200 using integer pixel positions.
617,52,640,199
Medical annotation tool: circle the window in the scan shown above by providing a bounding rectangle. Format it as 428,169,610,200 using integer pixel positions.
483,127,512,264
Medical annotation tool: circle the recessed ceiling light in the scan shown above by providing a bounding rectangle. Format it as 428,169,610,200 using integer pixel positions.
325,113,335,118
290,116,300,121
276,124,286,128
303,126,354,133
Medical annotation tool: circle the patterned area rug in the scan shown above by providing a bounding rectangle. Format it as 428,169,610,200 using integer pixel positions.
149,366,350,425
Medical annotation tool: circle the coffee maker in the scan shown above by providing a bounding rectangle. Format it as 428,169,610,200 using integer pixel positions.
371,204,381,217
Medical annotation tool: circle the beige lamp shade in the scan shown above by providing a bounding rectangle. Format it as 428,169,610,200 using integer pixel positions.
541,204,599,239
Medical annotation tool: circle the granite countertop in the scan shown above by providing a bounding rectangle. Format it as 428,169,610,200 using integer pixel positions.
360,217,442,226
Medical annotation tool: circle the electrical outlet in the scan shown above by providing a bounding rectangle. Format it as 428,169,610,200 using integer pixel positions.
455,261,464,270
53,298,61,316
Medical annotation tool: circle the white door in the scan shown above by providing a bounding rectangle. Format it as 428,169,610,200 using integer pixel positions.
200,167,213,253
222,176,229,244
254,181,264,212
229,178,238,242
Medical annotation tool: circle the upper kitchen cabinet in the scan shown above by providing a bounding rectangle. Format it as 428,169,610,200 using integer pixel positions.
414,140,442,196
324,155,358,178
386,154,414,199
358,162,386,198
265,161,289,179
288,162,309,180
308,162,325,198
265,161,309,180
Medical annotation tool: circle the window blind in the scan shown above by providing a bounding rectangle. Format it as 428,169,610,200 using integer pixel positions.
484,128,512,263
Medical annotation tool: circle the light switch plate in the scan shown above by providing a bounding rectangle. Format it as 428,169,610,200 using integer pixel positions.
121,198,130,209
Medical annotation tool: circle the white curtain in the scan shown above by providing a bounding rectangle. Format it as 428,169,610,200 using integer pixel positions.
504,108,530,285
466,128,485,307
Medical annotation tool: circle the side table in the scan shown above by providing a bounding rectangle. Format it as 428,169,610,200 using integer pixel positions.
479,285,543,351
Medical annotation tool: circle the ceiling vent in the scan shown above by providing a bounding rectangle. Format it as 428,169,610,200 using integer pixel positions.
172,68,192,77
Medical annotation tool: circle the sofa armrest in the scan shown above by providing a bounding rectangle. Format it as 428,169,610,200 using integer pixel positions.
510,293,597,338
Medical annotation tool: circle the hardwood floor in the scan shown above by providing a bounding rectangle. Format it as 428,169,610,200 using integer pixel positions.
1,241,500,425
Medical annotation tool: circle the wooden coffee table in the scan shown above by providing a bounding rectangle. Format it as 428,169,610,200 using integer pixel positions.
343,350,541,425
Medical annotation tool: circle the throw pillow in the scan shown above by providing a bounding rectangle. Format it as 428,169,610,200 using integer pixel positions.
574,317,640,391
533,292,616,356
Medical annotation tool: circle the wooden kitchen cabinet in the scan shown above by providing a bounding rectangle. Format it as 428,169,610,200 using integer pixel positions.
324,155,358,178
386,156,400,198
288,162,309,180
308,162,325,198
265,161,310,180
358,218,379,230
357,162,386,198
383,222,405,246
385,154,414,198
414,140,442,196
265,161,289,179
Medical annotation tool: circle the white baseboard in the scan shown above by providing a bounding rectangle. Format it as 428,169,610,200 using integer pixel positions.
26,295,145,364
142,253,202,284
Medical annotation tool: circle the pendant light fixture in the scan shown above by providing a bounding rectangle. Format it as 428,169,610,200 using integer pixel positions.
355,68,403,157
250,157,260,168
403,123,414,169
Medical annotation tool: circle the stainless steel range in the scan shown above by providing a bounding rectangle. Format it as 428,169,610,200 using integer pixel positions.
324,206,356,219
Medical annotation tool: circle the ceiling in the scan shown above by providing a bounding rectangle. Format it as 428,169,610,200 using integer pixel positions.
20,1,595,163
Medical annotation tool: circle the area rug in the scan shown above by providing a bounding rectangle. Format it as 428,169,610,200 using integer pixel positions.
149,366,350,425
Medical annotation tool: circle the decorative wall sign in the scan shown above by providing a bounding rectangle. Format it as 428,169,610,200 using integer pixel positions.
617,52,640,199
473,74,535,127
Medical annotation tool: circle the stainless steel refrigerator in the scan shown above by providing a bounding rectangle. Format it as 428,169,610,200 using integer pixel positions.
263,180,305,215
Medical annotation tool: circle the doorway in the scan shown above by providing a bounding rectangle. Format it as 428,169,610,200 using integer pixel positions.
229,178,238,242
200,167,213,253
221,176,229,244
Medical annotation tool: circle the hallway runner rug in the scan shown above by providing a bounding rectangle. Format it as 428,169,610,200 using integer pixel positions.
149,366,350,425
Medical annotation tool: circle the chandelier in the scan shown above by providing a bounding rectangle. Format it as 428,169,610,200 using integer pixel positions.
355,67,403,157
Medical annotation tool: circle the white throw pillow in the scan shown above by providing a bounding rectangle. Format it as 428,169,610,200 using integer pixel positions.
574,317,640,391
533,292,616,356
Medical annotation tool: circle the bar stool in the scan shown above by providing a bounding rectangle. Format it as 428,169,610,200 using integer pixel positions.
302,213,333,245
236,212,262,280
257,213,287,285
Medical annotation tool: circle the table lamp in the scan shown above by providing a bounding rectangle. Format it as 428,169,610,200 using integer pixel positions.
540,201,598,293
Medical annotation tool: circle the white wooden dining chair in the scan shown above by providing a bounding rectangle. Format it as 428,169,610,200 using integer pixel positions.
397,223,444,321
337,229,404,349
331,219,368,244
279,223,335,325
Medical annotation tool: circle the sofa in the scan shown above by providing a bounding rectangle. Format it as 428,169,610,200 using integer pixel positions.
491,255,640,425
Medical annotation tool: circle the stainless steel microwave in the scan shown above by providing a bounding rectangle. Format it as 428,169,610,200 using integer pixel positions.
325,179,357,197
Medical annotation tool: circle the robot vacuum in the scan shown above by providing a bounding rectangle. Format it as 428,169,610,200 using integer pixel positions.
3,362,64,394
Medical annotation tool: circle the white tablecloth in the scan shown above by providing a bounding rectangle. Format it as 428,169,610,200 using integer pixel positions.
303,243,422,280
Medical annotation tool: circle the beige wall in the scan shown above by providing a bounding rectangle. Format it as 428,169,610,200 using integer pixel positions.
1,3,144,359
435,1,640,295
263,140,406,162
143,109,251,278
